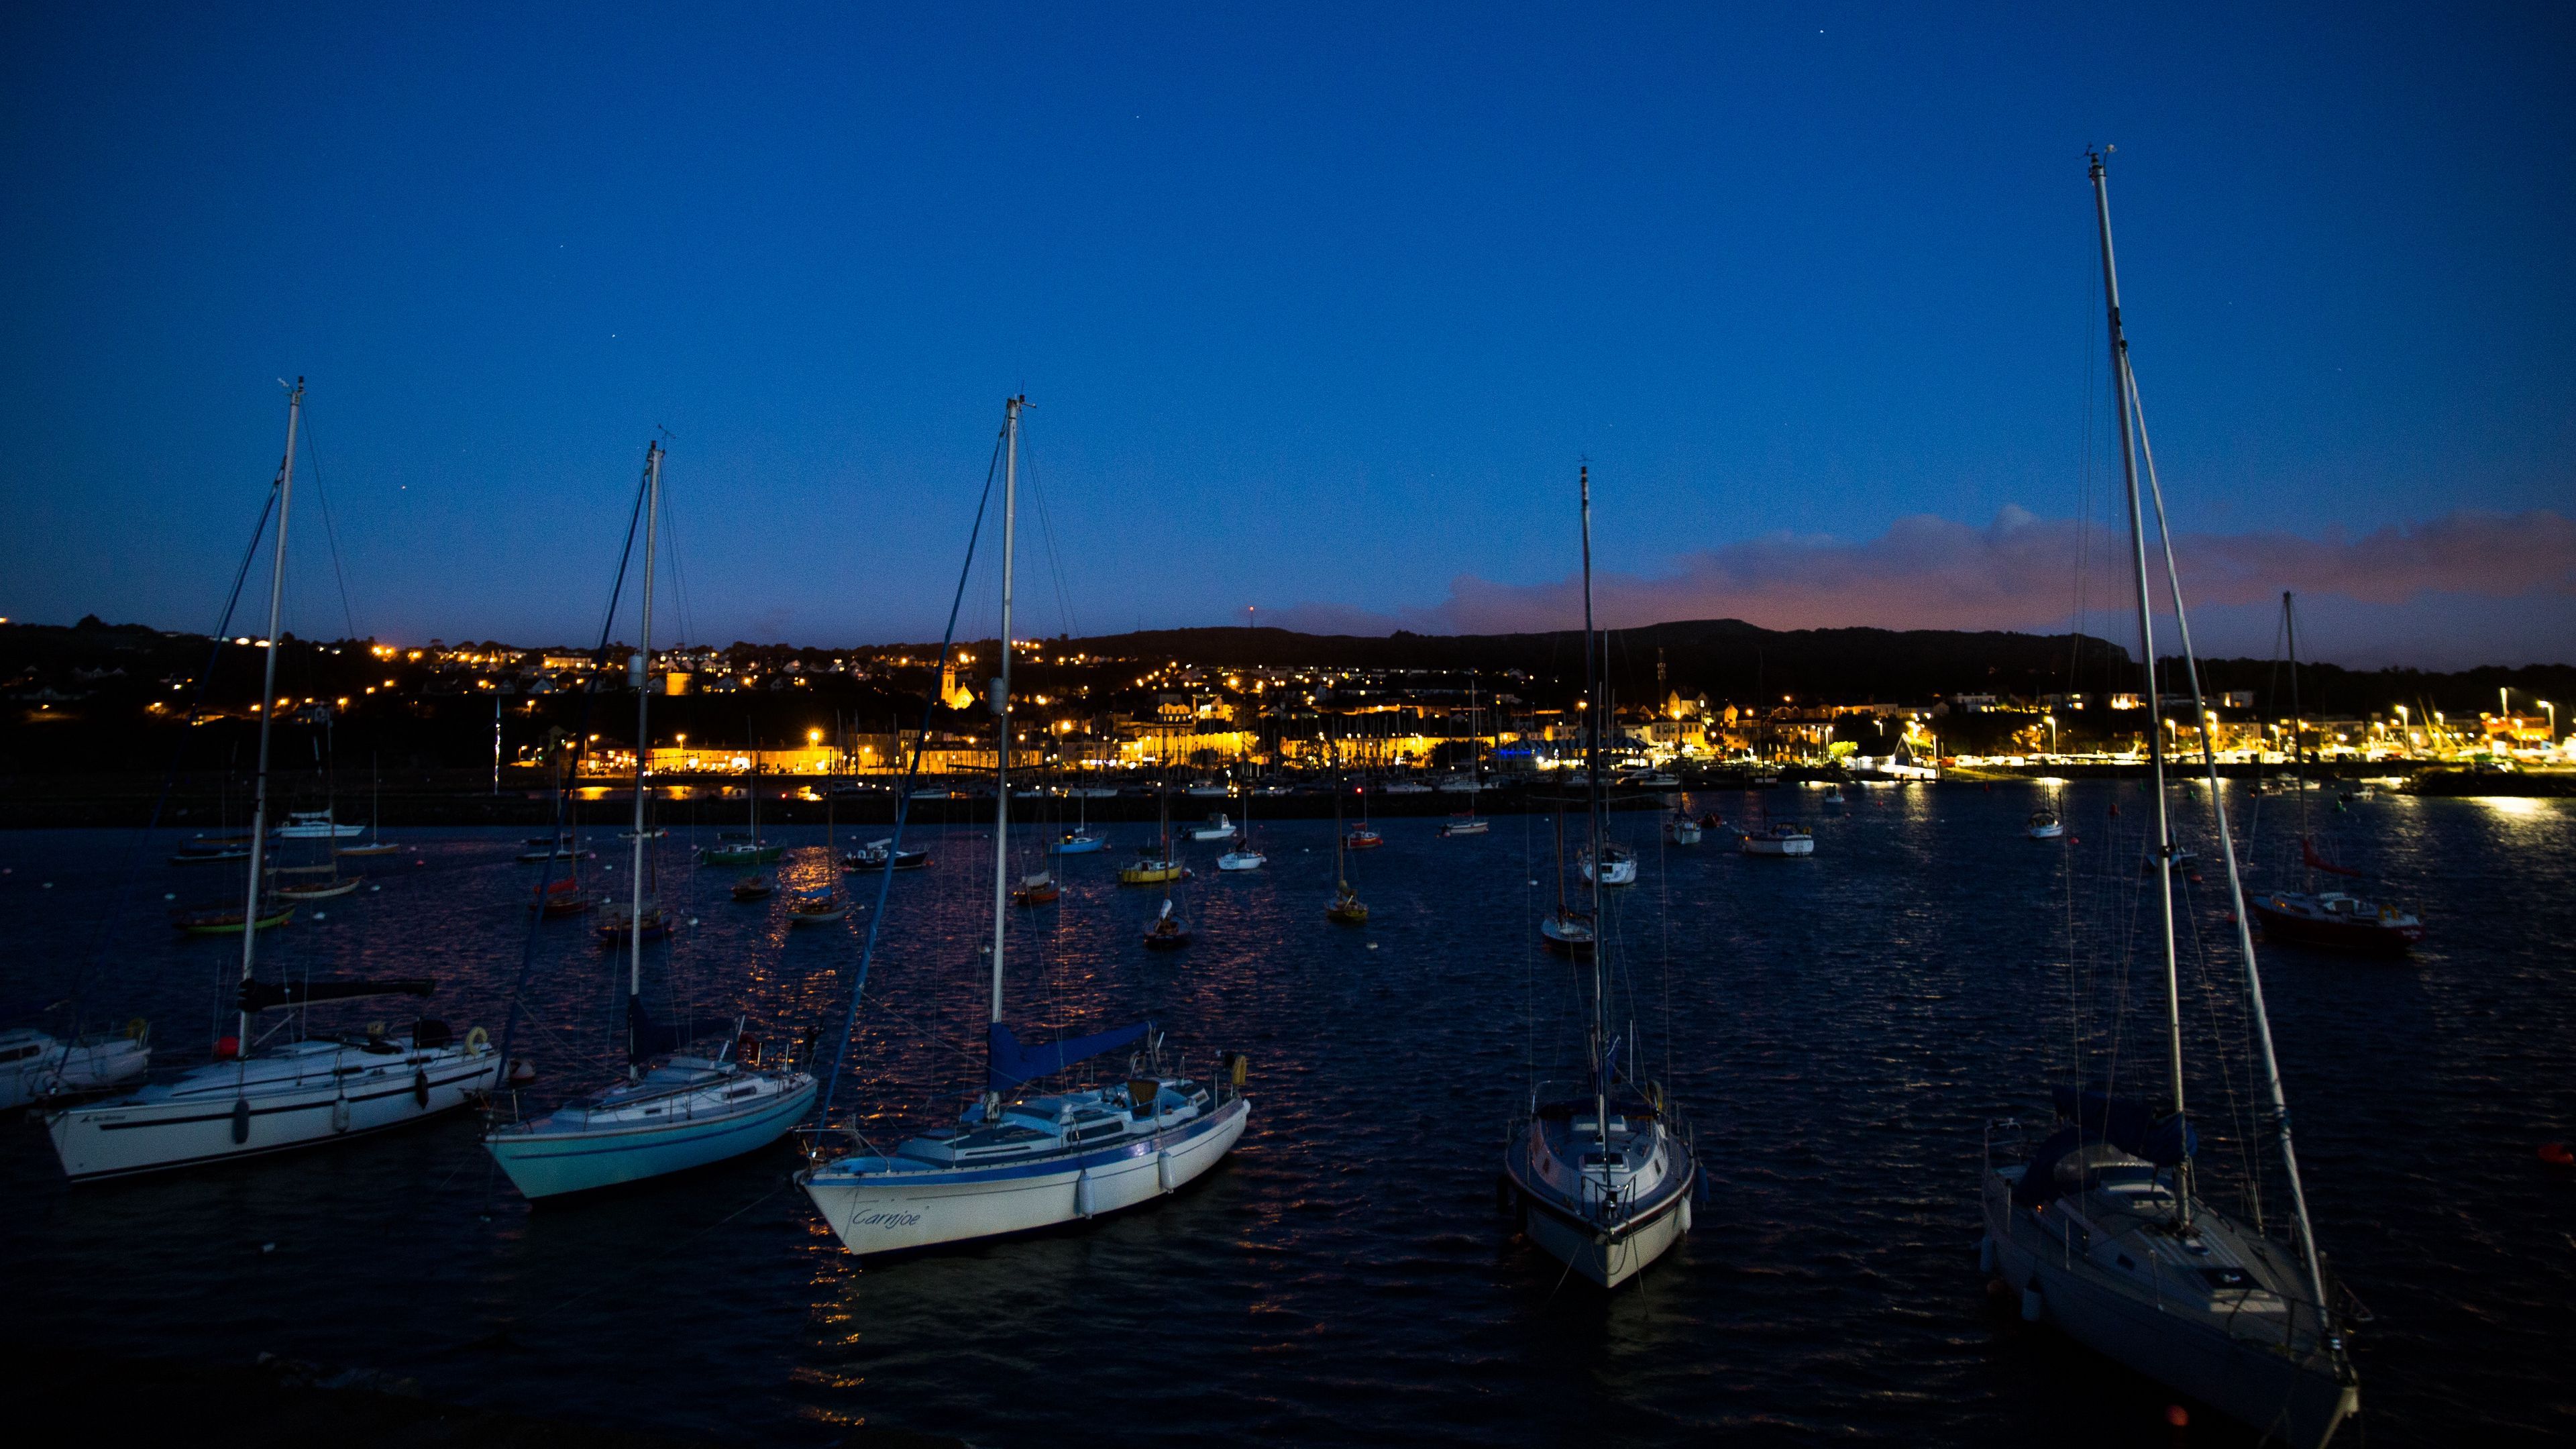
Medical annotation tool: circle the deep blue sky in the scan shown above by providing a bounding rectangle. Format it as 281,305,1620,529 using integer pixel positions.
5,5,2571,664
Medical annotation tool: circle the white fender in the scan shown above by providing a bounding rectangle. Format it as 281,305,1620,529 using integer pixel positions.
331,1097,352,1134
1157,1149,1175,1193
1074,1168,1096,1219
1680,1197,1694,1234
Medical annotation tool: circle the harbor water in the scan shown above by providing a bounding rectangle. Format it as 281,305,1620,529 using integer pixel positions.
2,782,2570,1445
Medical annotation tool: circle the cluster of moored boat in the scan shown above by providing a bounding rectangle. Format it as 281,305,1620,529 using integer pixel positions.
16,161,2391,1446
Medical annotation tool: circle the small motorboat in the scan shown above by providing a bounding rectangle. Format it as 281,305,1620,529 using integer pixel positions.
1440,816,1491,837
787,888,848,924
1187,812,1236,841
1013,871,1061,906
702,839,782,866
518,838,595,863
732,874,775,902
1538,908,1593,957
1666,814,1702,845
1216,847,1267,871
1120,852,1187,885
172,903,295,934
1821,786,1845,808
2027,810,2065,840
1326,883,1369,924
1142,898,1193,949
274,810,364,839
1740,823,1815,857
842,839,928,872
1344,826,1383,851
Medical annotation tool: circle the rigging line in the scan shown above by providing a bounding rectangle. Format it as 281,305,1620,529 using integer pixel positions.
1020,416,1081,640
296,411,364,643
814,423,1007,1126
68,482,280,1046
486,451,657,1135
2127,365,2331,1307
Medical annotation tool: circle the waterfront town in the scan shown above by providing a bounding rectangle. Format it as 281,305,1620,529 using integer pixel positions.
7,617,2569,806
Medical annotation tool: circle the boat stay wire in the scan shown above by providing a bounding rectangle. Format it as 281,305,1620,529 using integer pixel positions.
65,482,282,1051
812,421,1006,1128
487,449,661,1123
294,411,364,645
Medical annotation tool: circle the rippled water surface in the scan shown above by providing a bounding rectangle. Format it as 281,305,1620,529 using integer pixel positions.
4,784,2571,1446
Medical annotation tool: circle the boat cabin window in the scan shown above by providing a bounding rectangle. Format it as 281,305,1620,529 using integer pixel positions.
0,1044,40,1063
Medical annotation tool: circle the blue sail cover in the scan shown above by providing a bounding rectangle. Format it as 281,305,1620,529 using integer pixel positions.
2051,1084,2198,1165
2013,1085,2198,1208
987,1020,1152,1092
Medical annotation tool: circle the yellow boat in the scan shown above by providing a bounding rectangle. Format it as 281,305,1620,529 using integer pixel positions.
1326,883,1369,924
1120,856,1185,885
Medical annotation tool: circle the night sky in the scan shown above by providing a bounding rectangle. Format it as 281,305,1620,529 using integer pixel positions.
5,5,2570,665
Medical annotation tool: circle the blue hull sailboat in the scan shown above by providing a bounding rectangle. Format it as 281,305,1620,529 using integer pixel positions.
486,441,814,1200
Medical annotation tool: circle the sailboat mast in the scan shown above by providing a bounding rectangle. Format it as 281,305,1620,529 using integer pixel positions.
235,378,303,1050
989,397,1022,1025
1579,465,1609,1159
629,442,661,1009
2286,591,2308,883
2092,154,2190,1181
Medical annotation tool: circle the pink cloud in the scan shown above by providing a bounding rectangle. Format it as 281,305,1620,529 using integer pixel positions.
1265,507,2576,638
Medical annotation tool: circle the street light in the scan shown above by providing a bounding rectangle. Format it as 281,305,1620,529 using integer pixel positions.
2544,700,2557,743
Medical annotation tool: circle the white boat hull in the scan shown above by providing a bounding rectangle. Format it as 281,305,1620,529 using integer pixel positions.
1982,1173,2357,1448
48,1038,500,1181
1,1034,151,1111
802,1096,1248,1257
1520,1179,1693,1289
487,1074,817,1199
1741,837,1814,856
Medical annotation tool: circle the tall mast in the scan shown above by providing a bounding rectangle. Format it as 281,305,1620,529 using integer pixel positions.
2286,591,2308,885
988,397,1022,1026
2092,153,2189,1223
235,378,303,1051
629,443,661,1026
2115,289,2337,1326
1579,466,1609,1167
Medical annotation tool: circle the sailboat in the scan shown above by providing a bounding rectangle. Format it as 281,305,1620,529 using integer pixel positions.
702,743,782,865
1501,464,1696,1287
486,441,817,1200
51,382,500,1181
337,754,400,856
1120,785,1185,884
2243,593,2422,955
1217,763,1267,871
1,1023,151,1110
1049,777,1106,855
800,397,1249,1256
1440,674,1491,837
1326,763,1368,924
1980,153,2359,1449
1540,808,1593,957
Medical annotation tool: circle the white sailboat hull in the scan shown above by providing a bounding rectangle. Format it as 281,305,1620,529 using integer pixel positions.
487,1074,817,1199
1982,1173,2357,1448
0,1033,151,1111
802,1096,1248,1257
1520,1177,1693,1289
47,1038,500,1181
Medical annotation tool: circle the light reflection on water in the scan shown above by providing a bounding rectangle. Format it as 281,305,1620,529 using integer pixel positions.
0,786,2570,1446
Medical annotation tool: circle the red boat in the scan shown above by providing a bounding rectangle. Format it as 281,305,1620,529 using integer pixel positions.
2245,888,2424,956
531,875,596,917
1344,827,1383,851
